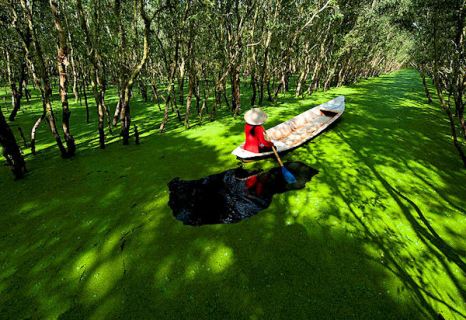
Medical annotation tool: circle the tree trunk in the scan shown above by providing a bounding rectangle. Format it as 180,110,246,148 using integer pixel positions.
30,113,44,155
419,69,433,103
19,0,69,158
249,7,259,106
23,79,31,102
178,57,185,105
71,55,79,102
77,0,107,149
431,6,465,166
0,108,26,179
434,80,466,167
159,95,171,133
251,72,257,106
185,75,194,128
8,83,21,122
184,25,195,128
172,85,182,122
18,127,28,148
119,89,131,145
267,80,273,102
113,97,122,126
151,82,162,111
295,67,308,98
160,36,180,132
139,79,148,102
199,75,209,123
64,10,79,103
50,0,76,156
194,80,201,115
82,75,90,123
259,45,270,106
453,0,465,139
259,4,278,106
7,52,26,122
119,0,152,144
274,73,286,100
231,67,241,115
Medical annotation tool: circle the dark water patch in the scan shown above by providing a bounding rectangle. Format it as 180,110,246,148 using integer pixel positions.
168,162,318,226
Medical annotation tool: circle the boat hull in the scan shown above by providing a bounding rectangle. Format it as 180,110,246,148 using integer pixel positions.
232,96,345,160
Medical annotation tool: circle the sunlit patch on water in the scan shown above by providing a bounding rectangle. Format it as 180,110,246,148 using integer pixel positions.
167,162,318,226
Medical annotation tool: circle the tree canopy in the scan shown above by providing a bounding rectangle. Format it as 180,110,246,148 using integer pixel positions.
0,0,464,178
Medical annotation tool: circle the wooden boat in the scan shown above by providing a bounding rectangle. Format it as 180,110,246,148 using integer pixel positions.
232,96,345,160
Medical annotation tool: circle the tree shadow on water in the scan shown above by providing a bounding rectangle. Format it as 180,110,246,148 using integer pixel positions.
1,70,464,320
315,130,466,319
57,205,426,320
63,70,463,320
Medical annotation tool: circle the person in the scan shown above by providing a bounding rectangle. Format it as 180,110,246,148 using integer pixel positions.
243,108,275,153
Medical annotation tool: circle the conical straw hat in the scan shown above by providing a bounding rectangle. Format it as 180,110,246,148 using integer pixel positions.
244,108,268,125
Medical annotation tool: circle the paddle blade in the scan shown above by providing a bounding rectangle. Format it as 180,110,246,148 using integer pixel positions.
281,166,297,184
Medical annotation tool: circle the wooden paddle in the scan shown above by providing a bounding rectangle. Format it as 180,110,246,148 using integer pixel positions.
272,146,297,184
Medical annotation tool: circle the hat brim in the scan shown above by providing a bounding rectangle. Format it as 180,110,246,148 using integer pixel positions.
244,118,266,125
244,109,267,126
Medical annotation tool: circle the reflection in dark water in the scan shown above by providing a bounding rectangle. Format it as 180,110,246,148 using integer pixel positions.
168,162,318,226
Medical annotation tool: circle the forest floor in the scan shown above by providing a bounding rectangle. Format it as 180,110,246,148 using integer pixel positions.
0,69,465,319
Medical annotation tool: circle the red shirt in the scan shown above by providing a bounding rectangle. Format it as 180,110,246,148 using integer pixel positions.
245,175,269,196
244,124,274,153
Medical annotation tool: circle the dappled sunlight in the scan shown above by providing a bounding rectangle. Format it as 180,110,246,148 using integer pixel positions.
73,249,98,280
89,294,122,320
246,70,466,319
0,70,464,319
84,256,124,302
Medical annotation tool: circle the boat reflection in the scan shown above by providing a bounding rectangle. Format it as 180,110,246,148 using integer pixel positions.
168,162,318,226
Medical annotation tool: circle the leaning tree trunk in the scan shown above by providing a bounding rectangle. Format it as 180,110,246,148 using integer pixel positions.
119,0,152,144
77,0,107,149
0,108,26,179
50,0,76,156
419,68,433,103
150,81,162,111
6,51,26,122
160,55,177,132
63,10,79,103
295,59,309,97
5,52,18,121
19,0,69,158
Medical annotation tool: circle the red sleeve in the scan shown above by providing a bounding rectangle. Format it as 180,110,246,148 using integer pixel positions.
256,126,273,147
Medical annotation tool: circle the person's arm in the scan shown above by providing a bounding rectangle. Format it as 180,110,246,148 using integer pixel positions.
257,126,274,147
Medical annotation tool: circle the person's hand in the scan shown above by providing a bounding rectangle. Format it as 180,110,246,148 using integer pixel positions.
264,132,271,141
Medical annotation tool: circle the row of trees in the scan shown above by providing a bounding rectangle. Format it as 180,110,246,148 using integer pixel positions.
410,0,465,167
0,0,415,178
